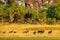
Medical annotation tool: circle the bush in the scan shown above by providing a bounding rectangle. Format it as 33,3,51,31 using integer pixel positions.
47,6,57,18
24,12,33,23
0,6,4,22
0,1,60,24
31,9,40,24
46,18,56,25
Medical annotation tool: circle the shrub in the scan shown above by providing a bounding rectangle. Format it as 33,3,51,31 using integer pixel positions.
24,12,33,23
47,6,57,18
46,18,56,25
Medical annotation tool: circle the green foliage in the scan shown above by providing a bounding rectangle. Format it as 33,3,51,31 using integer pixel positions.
24,12,33,19
39,10,47,19
55,2,60,20
0,6,4,15
31,9,39,17
24,12,32,23
47,6,57,18
46,18,56,25
0,0,60,24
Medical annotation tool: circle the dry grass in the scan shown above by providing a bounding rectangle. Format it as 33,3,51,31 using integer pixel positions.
0,23,60,37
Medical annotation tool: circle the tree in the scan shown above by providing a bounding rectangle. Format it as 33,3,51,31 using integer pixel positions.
6,2,17,23
55,0,60,20
0,6,4,22
47,6,57,18
13,4,26,23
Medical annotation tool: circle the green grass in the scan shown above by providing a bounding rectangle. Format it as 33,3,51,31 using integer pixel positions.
0,37,60,40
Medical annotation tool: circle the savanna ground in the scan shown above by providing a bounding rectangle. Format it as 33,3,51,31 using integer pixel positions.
0,23,60,40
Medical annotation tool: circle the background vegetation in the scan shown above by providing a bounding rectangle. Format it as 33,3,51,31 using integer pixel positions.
0,0,60,25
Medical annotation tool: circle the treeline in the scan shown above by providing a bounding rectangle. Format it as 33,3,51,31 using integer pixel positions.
0,1,60,24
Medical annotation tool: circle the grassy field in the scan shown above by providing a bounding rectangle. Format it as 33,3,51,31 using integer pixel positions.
0,24,60,40
0,37,60,40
